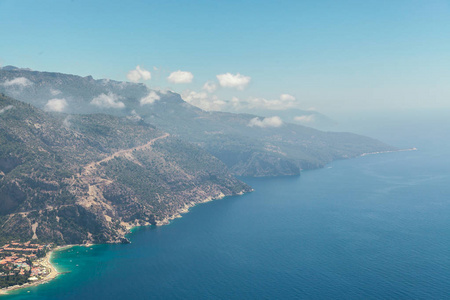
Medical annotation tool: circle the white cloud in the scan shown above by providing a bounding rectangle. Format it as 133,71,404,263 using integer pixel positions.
45,98,68,112
180,91,298,113
0,105,14,114
167,70,194,84
140,91,160,105
248,116,283,128
280,94,295,102
247,94,297,110
90,93,125,109
230,96,242,110
294,115,315,123
50,88,61,96
2,77,33,87
127,65,151,83
182,90,226,111
179,88,299,114
216,73,250,90
202,81,217,93
63,116,72,128
128,110,142,121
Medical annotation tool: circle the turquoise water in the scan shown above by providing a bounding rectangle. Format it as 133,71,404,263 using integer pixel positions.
4,111,450,299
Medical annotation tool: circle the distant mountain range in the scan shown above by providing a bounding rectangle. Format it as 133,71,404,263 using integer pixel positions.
0,67,395,245
0,67,394,176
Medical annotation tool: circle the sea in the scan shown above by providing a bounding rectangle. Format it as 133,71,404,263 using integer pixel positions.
4,109,450,299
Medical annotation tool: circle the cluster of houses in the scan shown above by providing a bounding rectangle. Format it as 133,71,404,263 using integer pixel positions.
0,242,50,280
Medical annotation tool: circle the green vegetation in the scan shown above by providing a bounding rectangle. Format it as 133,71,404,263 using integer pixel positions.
0,271,30,289
0,94,250,245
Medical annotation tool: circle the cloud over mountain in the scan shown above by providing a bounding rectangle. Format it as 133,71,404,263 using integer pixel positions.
0,105,14,114
140,91,160,105
202,81,217,93
182,90,226,111
50,88,62,96
216,73,250,90
127,66,151,83
90,93,125,109
45,98,68,112
246,94,297,110
248,116,283,128
167,70,194,83
294,115,315,123
2,77,33,87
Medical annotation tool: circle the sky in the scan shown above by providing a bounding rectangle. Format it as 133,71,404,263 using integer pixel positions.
1,0,449,117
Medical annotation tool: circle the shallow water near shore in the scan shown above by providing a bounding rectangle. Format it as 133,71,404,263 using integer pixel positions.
4,111,450,299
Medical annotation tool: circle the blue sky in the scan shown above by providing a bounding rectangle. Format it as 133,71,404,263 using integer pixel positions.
1,0,449,115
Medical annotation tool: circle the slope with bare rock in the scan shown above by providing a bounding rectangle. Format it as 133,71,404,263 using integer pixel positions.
0,94,251,245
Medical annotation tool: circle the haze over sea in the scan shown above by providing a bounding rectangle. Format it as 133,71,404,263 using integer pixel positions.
5,110,450,299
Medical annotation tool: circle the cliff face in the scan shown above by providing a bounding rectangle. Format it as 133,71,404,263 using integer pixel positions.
0,95,251,245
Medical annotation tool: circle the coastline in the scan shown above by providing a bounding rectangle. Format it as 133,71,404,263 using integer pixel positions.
359,147,417,157
0,248,60,296
154,189,249,226
0,189,249,296
0,145,403,296
154,192,227,226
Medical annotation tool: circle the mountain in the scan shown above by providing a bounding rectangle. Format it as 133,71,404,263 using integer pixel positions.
0,94,250,245
0,68,395,177
0,67,396,246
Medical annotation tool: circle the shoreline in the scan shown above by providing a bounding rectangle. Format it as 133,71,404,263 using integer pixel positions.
154,189,249,227
359,147,417,157
154,192,227,226
127,189,249,231
0,248,59,296
0,244,96,296
0,189,249,296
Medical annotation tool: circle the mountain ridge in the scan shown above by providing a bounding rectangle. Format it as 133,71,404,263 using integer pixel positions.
0,67,396,177
0,94,251,245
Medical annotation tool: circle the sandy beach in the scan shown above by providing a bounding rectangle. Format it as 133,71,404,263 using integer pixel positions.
0,247,64,296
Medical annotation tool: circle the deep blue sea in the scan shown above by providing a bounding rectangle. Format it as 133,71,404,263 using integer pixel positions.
4,110,450,299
